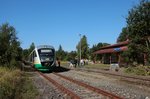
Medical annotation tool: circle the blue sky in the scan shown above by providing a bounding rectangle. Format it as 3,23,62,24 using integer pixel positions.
0,0,139,51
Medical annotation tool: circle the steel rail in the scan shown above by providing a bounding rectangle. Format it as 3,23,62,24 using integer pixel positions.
37,71,80,99
53,72,124,99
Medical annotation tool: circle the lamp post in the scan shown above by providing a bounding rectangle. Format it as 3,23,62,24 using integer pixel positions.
79,34,81,66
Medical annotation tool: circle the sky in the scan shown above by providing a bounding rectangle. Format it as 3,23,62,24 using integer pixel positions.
0,0,139,51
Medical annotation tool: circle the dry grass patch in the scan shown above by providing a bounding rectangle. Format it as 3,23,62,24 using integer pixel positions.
0,67,38,99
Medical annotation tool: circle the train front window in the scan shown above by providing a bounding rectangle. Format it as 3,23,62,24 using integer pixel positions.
38,49,54,62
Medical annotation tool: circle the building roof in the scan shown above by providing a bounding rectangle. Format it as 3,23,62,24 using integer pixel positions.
94,46,128,54
94,41,129,54
100,40,129,49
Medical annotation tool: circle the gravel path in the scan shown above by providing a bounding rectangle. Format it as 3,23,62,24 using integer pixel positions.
59,70,150,99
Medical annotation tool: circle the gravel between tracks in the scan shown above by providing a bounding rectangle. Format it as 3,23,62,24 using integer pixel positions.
46,73,106,99
27,72,69,99
25,69,150,99
59,70,150,99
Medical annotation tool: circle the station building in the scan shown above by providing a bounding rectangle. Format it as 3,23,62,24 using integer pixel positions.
93,40,149,66
93,40,129,66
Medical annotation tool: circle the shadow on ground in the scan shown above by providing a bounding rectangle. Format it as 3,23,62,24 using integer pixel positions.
41,66,70,73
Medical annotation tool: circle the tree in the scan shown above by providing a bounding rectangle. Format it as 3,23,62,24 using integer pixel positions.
117,27,129,42
128,0,150,63
89,42,110,61
65,51,77,61
117,0,150,65
76,35,89,59
0,23,22,67
22,49,29,60
22,42,35,60
56,45,66,60
29,42,35,53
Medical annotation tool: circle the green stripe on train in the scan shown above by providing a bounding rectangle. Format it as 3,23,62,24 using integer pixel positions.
34,64,42,68
34,64,51,71
38,69,50,71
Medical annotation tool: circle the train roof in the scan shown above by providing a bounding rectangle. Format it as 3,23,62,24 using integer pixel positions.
37,45,54,49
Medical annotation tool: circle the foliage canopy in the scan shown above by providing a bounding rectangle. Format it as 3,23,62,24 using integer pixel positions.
117,0,150,65
0,23,22,67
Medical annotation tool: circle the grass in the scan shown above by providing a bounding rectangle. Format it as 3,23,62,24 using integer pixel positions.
84,63,110,69
0,67,38,99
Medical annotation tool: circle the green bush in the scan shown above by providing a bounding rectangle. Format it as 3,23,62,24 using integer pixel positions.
134,67,146,76
124,66,150,76
125,67,135,74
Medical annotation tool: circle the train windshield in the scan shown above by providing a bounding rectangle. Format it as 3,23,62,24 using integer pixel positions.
38,49,54,62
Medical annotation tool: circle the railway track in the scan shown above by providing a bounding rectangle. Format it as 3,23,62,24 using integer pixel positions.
37,71,80,99
23,64,149,99
53,72,123,99
60,66,150,91
74,68,150,87
36,70,123,99
77,68,150,82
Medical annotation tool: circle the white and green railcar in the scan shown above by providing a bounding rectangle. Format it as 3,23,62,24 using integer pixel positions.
28,45,56,71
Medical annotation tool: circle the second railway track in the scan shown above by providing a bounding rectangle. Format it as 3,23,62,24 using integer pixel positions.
78,68,150,82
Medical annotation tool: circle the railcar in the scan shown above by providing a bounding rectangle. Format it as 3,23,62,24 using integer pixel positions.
28,45,56,71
